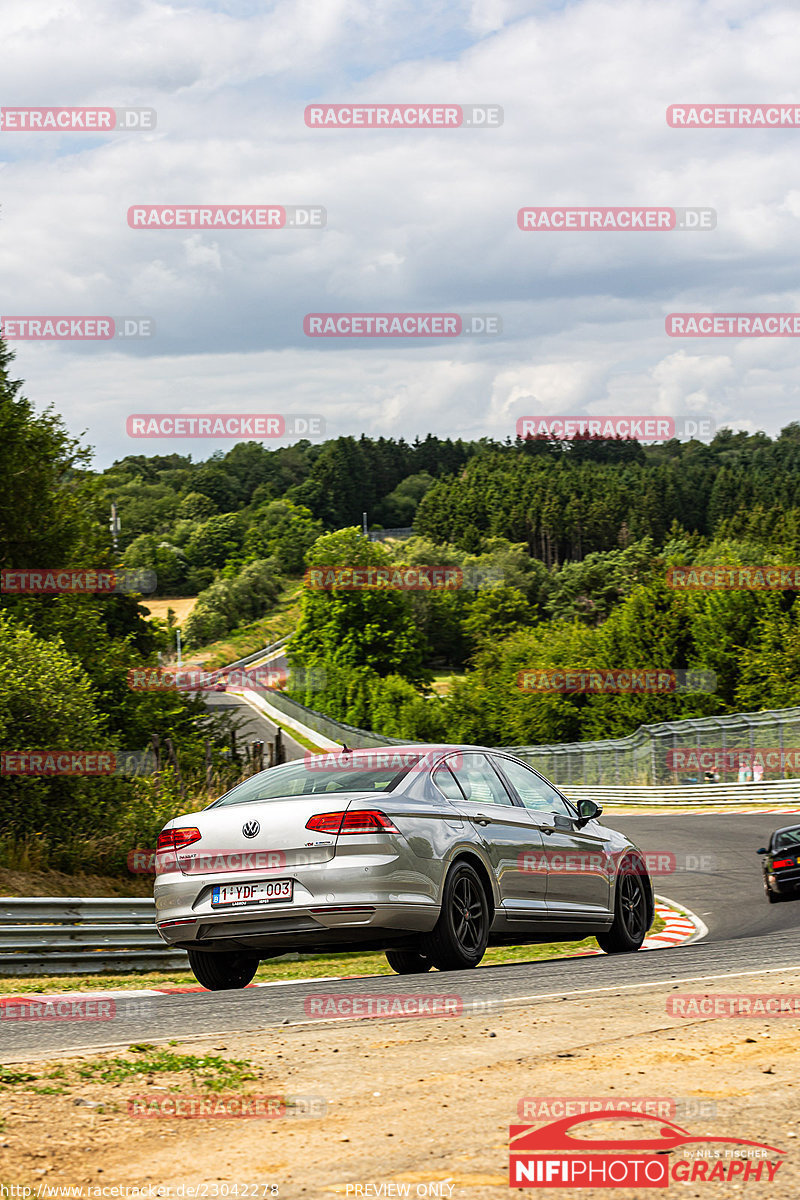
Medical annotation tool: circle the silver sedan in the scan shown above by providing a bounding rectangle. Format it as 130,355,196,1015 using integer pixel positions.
154,745,654,989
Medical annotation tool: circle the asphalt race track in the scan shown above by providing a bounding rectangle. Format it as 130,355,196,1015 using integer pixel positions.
2,812,799,1061
204,690,306,762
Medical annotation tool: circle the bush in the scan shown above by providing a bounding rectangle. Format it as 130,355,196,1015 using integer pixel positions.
183,559,282,648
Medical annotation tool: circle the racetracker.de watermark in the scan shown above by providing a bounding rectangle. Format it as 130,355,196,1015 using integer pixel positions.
517,1097,718,1120
126,667,321,692
516,668,716,694
667,313,800,336
517,851,715,876
304,565,462,590
1,750,155,777
1,568,156,594
668,993,800,1017
516,415,713,441
304,103,502,127
1,317,153,339
304,993,501,1019
518,207,715,231
303,748,462,772
128,848,289,874
0,996,116,1021
127,205,325,229
667,565,800,590
128,1093,326,1118
1,106,156,130
667,104,800,127
303,313,501,337
126,414,325,439
666,747,800,772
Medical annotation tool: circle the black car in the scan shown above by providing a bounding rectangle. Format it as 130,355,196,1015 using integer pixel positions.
757,824,800,902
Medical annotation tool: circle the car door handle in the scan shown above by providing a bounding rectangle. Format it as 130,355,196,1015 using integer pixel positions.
471,813,491,826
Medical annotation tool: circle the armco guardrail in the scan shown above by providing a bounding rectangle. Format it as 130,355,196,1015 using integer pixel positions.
0,897,187,976
258,687,409,750
562,779,800,807
215,632,292,674
507,705,800,787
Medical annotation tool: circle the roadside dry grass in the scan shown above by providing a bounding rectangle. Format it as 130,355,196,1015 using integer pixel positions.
139,597,198,626
0,868,153,899
180,579,304,671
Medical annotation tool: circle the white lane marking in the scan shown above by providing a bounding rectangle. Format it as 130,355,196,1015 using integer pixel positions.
279,961,800,1030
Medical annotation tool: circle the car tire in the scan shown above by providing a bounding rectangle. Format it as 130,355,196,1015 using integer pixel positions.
385,949,432,974
596,857,650,954
421,860,490,971
187,948,260,991
765,881,781,903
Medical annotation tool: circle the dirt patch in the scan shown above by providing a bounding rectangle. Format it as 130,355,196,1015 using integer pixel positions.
1,970,799,1197
140,598,198,627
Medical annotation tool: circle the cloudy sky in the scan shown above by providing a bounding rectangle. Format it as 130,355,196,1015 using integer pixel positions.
2,0,800,467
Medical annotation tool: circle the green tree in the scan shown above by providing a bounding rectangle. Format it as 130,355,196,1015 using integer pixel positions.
462,586,532,648
184,514,244,571
290,529,427,706
183,559,282,648
177,492,218,521
244,500,322,573
0,338,94,569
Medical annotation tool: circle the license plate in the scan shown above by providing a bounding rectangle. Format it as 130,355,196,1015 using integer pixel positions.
211,879,293,907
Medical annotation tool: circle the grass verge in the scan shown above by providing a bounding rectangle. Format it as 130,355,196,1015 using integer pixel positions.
0,1044,264,1098
182,578,303,672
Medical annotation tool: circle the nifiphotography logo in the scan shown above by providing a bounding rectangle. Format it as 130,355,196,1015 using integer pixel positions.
509,1111,785,1187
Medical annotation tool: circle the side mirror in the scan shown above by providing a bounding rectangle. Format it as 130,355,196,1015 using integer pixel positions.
756,847,768,855
576,798,602,826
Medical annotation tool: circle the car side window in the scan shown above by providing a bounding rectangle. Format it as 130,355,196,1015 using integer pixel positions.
446,753,515,807
432,763,465,801
494,756,573,817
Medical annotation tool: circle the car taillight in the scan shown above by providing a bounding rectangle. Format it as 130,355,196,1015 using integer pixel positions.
772,857,794,869
157,827,202,851
305,811,399,835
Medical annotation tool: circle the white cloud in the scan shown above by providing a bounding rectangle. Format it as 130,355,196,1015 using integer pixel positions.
2,0,800,464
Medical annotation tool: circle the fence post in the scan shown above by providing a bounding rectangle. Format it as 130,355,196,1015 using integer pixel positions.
252,740,264,774
164,736,185,800
205,739,213,795
150,733,161,797
778,711,785,778
275,728,284,765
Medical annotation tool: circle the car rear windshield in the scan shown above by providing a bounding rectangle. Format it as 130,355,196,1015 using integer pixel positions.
209,754,422,807
774,828,800,849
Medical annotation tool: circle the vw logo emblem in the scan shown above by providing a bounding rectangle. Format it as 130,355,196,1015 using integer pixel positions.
242,820,260,839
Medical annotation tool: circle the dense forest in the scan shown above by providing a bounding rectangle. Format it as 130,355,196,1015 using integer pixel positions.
3,331,800,868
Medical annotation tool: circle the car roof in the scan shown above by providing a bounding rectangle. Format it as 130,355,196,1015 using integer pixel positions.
306,743,504,757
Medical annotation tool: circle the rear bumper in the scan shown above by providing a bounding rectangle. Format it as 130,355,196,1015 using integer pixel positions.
157,901,439,953
154,861,440,953
768,868,800,893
